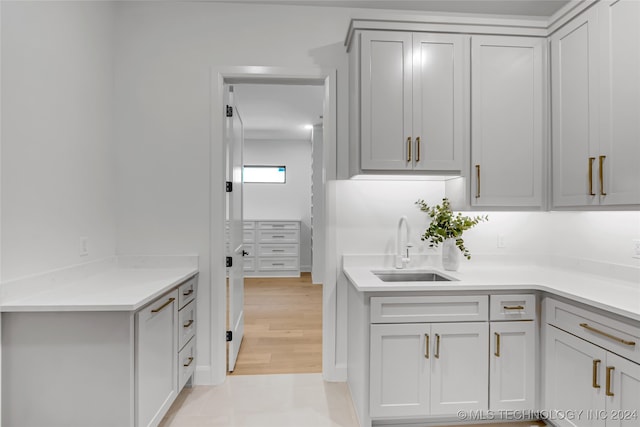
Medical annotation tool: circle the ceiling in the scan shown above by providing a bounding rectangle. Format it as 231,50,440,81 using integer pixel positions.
222,0,571,17
232,84,325,141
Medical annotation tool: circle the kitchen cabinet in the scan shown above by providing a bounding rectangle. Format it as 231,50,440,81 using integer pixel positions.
352,30,465,175
551,0,640,207
471,35,545,208
544,298,640,427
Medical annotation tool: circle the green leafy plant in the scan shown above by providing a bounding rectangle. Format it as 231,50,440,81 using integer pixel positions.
415,198,488,260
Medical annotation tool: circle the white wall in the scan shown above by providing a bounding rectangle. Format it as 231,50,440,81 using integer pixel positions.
244,139,312,271
1,1,117,281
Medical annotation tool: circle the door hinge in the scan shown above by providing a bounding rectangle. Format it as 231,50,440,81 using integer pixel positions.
226,105,233,117
226,256,232,268
226,181,232,192
226,330,233,341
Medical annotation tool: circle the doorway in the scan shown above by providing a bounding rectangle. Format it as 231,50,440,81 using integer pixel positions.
210,67,337,384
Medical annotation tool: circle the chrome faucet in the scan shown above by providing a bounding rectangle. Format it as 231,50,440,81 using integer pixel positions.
396,215,412,269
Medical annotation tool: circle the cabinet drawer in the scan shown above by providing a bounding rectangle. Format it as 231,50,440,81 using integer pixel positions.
258,244,299,257
544,298,640,364
243,221,255,230
258,229,299,243
178,276,197,310
490,294,536,321
243,229,255,243
258,257,299,271
242,244,255,257
178,300,196,351
258,221,299,230
178,337,196,391
243,257,256,271
371,296,488,324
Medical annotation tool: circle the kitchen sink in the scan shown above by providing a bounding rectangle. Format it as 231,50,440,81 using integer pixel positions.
373,271,457,282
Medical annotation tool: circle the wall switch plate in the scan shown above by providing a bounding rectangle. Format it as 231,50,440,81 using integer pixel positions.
633,239,640,259
80,237,89,257
497,234,506,248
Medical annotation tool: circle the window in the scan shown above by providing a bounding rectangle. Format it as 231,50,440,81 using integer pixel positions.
243,165,286,183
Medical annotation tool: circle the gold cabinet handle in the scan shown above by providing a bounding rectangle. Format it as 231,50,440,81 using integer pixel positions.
606,366,614,397
183,289,194,296
592,359,601,388
599,155,607,196
579,323,636,346
151,297,175,313
425,334,429,359
435,334,440,359
407,137,412,162
494,332,501,357
588,157,596,196
475,165,481,198
183,356,194,367
504,305,525,310
183,319,194,328
415,136,421,162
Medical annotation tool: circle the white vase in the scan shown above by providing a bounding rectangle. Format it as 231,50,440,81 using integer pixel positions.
441,238,461,271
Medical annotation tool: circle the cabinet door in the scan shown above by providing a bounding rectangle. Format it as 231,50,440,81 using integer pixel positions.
606,352,640,427
136,290,179,427
370,323,430,418
545,325,607,427
490,321,536,411
471,36,544,207
430,322,488,415
551,7,600,207
360,31,413,171
412,33,465,172
598,0,640,206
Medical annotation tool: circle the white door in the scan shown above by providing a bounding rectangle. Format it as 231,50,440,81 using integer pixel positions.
471,35,544,208
412,33,465,172
489,321,536,411
360,31,413,171
606,352,640,427
369,323,430,418
430,322,489,415
225,85,245,372
551,7,600,207
545,325,607,427
598,0,640,206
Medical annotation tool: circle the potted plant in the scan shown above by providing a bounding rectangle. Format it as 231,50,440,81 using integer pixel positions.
415,198,488,271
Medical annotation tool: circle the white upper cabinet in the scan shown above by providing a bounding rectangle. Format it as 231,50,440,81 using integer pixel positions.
471,36,545,208
552,0,640,207
356,31,465,174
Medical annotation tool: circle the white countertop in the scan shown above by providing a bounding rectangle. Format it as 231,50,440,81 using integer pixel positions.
344,262,640,322
1,257,198,312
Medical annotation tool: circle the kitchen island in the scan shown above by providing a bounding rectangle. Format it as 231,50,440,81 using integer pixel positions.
344,256,640,427
1,256,199,427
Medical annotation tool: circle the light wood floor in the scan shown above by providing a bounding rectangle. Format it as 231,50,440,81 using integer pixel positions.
229,273,322,375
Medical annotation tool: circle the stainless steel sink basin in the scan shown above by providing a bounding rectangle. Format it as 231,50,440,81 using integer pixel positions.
373,271,456,282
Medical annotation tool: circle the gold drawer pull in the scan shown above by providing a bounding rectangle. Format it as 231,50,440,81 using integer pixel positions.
588,157,596,196
407,137,412,162
183,319,194,328
416,136,421,162
151,297,175,313
183,289,194,296
579,323,636,346
475,165,481,198
606,366,614,397
494,332,501,357
425,334,429,359
599,155,607,196
504,305,525,310
592,359,601,389
435,334,440,359
183,357,194,367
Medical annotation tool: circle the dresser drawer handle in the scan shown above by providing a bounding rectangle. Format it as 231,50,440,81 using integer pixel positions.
504,305,525,310
183,319,194,328
151,298,175,313
183,357,194,367
579,323,636,346
271,249,285,252
183,289,194,297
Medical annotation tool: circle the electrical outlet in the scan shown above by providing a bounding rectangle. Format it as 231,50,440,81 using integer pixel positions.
633,239,640,259
497,234,506,248
80,237,89,257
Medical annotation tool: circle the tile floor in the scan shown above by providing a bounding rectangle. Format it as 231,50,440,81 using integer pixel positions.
160,373,546,427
